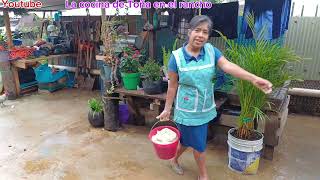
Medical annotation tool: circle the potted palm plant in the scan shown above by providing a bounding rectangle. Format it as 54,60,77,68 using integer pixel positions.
88,98,104,127
219,14,300,174
139,58,163,95
119,46,142,90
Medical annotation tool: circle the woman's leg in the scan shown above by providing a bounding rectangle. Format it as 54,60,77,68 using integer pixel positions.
193,149,208,180
170,143,188,175
173,143,187,163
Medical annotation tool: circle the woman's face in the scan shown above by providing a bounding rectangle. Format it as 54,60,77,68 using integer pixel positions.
188,22,210,49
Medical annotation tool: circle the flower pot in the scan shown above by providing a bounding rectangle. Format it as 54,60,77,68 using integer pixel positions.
142,79,163,95
162,80,168,92
121,72,140,90
88,109,104,127
227,128,264,175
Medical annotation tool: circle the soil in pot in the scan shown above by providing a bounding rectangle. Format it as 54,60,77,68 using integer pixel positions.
88,110,104,127
142,80,163,94
231,129,263,141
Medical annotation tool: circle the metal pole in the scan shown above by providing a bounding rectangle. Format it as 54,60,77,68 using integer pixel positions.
301,4,304,17
291,2,295,17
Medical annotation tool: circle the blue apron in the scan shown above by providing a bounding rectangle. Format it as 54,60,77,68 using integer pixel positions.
172,43,217,126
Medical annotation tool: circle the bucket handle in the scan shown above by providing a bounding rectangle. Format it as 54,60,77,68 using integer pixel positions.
150,120,178,131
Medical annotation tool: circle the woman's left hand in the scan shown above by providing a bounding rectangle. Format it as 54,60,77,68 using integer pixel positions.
251,76,273,94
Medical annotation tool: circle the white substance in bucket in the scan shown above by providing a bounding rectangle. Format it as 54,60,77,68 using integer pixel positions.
152,128,177,145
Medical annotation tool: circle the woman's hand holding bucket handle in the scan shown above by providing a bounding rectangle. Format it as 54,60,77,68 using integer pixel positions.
156,109,171,121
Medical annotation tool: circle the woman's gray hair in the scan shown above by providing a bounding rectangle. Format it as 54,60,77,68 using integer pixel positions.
188,15,213,34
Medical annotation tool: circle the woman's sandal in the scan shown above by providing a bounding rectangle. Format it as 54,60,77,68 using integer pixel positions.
170,160,184,175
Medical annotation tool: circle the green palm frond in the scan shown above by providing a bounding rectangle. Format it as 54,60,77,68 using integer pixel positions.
217,13,300,138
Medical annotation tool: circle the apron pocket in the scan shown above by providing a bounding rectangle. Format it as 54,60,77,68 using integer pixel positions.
202,86,215,112
176,86,198,112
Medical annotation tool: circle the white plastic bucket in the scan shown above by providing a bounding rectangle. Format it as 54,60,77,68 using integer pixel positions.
227,128,264,175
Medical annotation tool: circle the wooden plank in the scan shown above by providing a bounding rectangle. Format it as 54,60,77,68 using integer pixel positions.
11,60,28,69
263,145,275,160
48,65,100,75
126,96,145,126
115,88,228,109
127,16,137,34
115,88,167,101
12,66,20,96
11,54,77,69
214,114,238,127
263,95,290,146
95,55,105,61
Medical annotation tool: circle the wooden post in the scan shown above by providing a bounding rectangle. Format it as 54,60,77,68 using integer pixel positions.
40,11,46,39
0,51,17,99
1,9,17,99
103,94,120,131
3,9,13,49
101,8,106,21
147,9,156,59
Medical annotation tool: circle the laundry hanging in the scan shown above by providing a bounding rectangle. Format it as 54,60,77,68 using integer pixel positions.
201,1,239,39
241,0,291,40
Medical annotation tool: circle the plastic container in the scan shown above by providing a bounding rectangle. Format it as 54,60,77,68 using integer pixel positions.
119,103,129,124
121,72,140,90
148,121,180,160
227,128,264,175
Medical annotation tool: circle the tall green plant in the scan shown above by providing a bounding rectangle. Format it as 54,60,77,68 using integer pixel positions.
162,47,171,68
218,14,300,139
162,38,178,72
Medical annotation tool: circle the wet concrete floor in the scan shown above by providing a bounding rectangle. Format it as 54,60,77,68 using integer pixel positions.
0,89,319,180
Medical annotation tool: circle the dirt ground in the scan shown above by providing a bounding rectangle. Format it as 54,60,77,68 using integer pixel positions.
0,89,319,180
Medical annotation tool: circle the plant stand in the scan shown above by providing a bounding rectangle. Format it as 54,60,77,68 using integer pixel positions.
102,80,120,131
103,94,120,131
114,87,228,127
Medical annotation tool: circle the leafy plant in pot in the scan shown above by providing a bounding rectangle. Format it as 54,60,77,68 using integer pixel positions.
88,98,104,127
139,58,163,95
219,14,300,174
119,46,142,90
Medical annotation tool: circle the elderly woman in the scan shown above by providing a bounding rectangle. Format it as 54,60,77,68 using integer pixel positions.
157,15,272,180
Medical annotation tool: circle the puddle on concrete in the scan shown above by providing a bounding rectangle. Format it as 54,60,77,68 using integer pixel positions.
42,133,70,146
38,133,71,156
